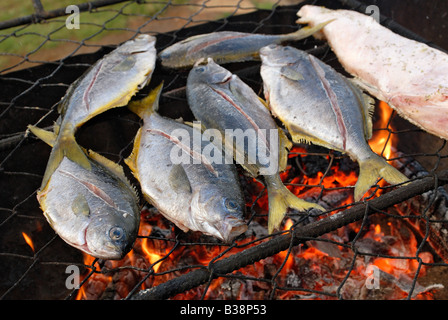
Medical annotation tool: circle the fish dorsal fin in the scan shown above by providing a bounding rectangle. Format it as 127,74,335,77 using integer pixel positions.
169,164,192,194
345,77,375,140
27,125,57,147
287,124,343,152
87,149,131,187
257,96,270,110
128,82,164,119
124,127,142,179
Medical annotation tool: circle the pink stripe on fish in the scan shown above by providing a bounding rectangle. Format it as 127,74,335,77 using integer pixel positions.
147,128,219,177
210,85,270,150
83,61,104,112
308,55,347,150
59,169,118,209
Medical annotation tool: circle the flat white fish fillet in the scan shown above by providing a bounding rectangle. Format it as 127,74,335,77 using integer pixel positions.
297,5,448,140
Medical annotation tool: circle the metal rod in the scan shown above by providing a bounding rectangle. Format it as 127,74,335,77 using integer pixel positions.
0,0,130,30
129,170,448,300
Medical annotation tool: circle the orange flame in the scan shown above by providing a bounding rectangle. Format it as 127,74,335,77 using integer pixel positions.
369,101,396,161
22,232,34,253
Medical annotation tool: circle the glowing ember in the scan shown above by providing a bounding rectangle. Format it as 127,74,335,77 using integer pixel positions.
21,232,34,253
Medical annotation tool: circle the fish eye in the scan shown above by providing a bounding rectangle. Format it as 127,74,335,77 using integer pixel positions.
109,226,125,241
224,198,239,212
195,67,205,73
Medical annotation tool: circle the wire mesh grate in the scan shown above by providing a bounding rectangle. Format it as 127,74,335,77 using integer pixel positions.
1,0,448,300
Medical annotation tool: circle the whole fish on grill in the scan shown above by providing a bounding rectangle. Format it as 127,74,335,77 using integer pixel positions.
259,44,408,201
28,125,140,260
158,21,331,69
125,83,248,242
297,5,448,140
40,34,156,190
186,58,324,234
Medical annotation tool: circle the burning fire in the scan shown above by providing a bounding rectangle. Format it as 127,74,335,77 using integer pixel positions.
73,100,438,300
22,232,35,253
369,101,396,161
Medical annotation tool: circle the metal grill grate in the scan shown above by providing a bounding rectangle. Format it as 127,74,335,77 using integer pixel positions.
1,0,448,300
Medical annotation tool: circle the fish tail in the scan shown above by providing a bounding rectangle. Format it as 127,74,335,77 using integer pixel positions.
28,124,90,189
355,155,409,201
127,81,163,119
286,19,335,41
265,174,324,234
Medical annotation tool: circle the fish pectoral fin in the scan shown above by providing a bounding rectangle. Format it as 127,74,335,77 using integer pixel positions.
71,194,90,217
355,155,409,201
27,125,57,147
169,164,192,194
127,82,164,118
280,66,304,81
265,174,324,234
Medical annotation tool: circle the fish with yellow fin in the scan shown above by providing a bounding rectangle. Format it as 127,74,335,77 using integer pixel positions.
28,125,140,260
158,21,332,69
125,83,248,242
186,58,324,234
41,34,156,190
259,44,408,201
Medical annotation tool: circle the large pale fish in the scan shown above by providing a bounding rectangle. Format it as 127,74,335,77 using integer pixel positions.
41,34,156,190
186,58,324,234
259,44,408,201
125,83,248,242
28,125,140,260
158,21,331,69
296,5,448,140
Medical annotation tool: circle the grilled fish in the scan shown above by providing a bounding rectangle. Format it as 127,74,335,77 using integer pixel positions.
158,21,331,69
297,5,448,140
125,83,248,242
41,34,156,189
28,125,140,260
259,44,408,201
186,58,324,234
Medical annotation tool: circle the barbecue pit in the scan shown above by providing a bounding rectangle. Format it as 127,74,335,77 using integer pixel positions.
1,0,448,300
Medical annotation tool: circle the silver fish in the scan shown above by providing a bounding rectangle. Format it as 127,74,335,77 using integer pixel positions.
41,34,156,190
186,58,324,234
259,44,408,201
28,126,140,260
158,21,331,69
125,83,248,242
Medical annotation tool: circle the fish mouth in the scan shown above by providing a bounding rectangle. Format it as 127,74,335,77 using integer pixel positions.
63,227,93,257
217,216,248,243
